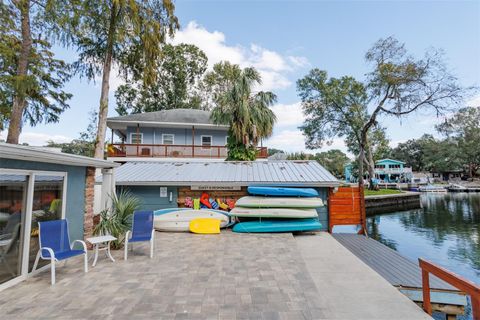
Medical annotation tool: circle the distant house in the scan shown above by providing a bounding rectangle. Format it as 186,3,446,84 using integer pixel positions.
106,109,268,161
344,158,413,183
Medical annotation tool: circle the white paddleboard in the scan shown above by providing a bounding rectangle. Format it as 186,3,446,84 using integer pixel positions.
230,207,318,218
235,196,323,208
154,209,230,232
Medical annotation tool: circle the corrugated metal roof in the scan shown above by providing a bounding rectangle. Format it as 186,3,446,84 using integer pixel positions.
107,109,217,125
108,161,341,187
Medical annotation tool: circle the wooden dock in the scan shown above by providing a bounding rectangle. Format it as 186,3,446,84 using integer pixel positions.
333,233,468,317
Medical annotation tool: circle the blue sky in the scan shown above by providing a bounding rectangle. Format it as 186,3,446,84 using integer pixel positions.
5,0,479,155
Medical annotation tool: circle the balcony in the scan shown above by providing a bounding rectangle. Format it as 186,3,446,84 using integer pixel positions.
107,143,268,159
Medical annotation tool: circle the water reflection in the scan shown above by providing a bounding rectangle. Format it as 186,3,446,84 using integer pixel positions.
367,193,480,281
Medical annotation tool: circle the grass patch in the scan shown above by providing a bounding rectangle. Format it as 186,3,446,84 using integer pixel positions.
364,189,403,196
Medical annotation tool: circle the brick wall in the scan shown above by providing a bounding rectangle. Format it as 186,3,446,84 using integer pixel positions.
84,167,96,242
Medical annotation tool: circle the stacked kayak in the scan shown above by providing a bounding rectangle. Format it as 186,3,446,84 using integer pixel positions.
231,187,323,233
154,208,232,232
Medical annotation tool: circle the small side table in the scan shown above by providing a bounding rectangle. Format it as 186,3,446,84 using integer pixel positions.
86,235,117,267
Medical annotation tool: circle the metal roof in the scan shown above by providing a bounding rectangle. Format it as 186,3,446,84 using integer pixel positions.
107,109,228,130
109,160,341,187
0,143,119,168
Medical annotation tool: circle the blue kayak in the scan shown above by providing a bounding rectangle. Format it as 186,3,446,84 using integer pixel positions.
232,218,322,233
248,186,319,197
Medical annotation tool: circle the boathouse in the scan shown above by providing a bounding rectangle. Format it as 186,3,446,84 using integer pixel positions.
98,160,343,231
0,143,119,289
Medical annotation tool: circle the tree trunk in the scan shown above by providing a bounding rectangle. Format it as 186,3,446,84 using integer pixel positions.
366,141,376,190
7,0,32,144
93,3,117,159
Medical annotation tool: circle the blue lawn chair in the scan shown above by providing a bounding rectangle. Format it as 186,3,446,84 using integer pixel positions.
124,211,155,260
32,219,88,285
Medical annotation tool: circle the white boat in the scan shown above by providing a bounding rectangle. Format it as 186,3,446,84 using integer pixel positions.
230,207,318,218
235,196,323,208
154,208,231,232
418,185,447,193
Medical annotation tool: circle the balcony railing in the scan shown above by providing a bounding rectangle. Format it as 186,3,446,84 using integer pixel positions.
107,143,268,159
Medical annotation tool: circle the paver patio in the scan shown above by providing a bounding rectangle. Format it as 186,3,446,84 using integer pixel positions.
0,231,430,319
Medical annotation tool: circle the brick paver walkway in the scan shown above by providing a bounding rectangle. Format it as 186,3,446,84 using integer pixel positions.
0,231,323,319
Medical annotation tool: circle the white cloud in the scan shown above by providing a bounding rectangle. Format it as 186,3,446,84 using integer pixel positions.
270,102,304,128
467,94,480,108
170,21,308,91
0,131,72,146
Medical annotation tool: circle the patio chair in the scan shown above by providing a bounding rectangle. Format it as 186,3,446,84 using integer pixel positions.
124,211,155,260
32,219,88,285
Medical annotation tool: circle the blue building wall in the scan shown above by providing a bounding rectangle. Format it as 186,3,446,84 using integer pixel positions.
0,159,86,241
116,184,330,231
126,126,228,146
117,186,178,211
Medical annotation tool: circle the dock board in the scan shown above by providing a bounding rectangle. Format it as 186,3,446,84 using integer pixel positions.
332,233,454,290
332,233,468,312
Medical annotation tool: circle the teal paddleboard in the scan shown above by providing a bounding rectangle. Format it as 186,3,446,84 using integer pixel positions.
232,218,322,233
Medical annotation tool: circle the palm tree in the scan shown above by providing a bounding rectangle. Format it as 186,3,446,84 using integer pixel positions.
210,67,277,160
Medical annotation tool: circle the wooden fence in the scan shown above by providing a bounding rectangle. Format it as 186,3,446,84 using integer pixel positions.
328,186,366,234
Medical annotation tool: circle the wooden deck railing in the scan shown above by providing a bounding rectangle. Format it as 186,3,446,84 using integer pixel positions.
419,258,480,320
107,143,268,159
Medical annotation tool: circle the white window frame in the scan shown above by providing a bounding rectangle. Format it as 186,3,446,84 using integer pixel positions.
162,134,174,145
130,132,143,144
0,168,67,291
201,135,213,148
225,136,228,146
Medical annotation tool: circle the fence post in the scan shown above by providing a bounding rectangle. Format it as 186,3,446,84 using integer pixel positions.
421,269,432,315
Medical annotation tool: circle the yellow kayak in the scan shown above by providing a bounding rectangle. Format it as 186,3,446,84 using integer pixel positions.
189,218,221,234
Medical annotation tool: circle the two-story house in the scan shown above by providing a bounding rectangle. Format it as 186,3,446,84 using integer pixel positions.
95,108,341,232
106,109,268,161
344,158,413,183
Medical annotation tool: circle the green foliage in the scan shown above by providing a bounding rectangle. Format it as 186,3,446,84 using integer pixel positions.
202,61,242,109
45,109,98,157
225,132,257,161
364,189,402,196
0,1,72,131
287,152,311,160
115,44,208,114
93,190,140,249
436,107,480,177
210,65,277,160
297,36,466,188
72,0,179,85
314,149,350,179
345,126,392,162
267,148,285,156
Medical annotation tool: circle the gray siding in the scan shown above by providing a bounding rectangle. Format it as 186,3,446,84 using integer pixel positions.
126,126,228,146
118,186,178,211
0,158,87,241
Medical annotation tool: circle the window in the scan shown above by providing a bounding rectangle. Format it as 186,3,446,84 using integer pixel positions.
225,136,229,146
201,135,212,148
162,134,174,145
130,133,142,144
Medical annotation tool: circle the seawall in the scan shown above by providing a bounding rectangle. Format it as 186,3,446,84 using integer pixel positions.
365,192,421,215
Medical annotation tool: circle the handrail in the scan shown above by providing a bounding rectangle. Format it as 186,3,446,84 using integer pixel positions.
107,143,268,158
419,258,480,319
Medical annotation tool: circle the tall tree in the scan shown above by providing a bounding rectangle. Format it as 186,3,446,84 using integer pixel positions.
298,37,465,189
210,67,277,160
1,1,72,143
436,107,480,177
46,109,98,157
202,61,242,109
391,138,426,171
115,43,208,114
72,0,179,158
314,149,350,179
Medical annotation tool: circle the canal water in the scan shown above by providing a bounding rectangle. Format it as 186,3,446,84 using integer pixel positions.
367,192,479,319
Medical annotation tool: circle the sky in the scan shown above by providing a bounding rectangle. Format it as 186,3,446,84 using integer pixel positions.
2,0,479,156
